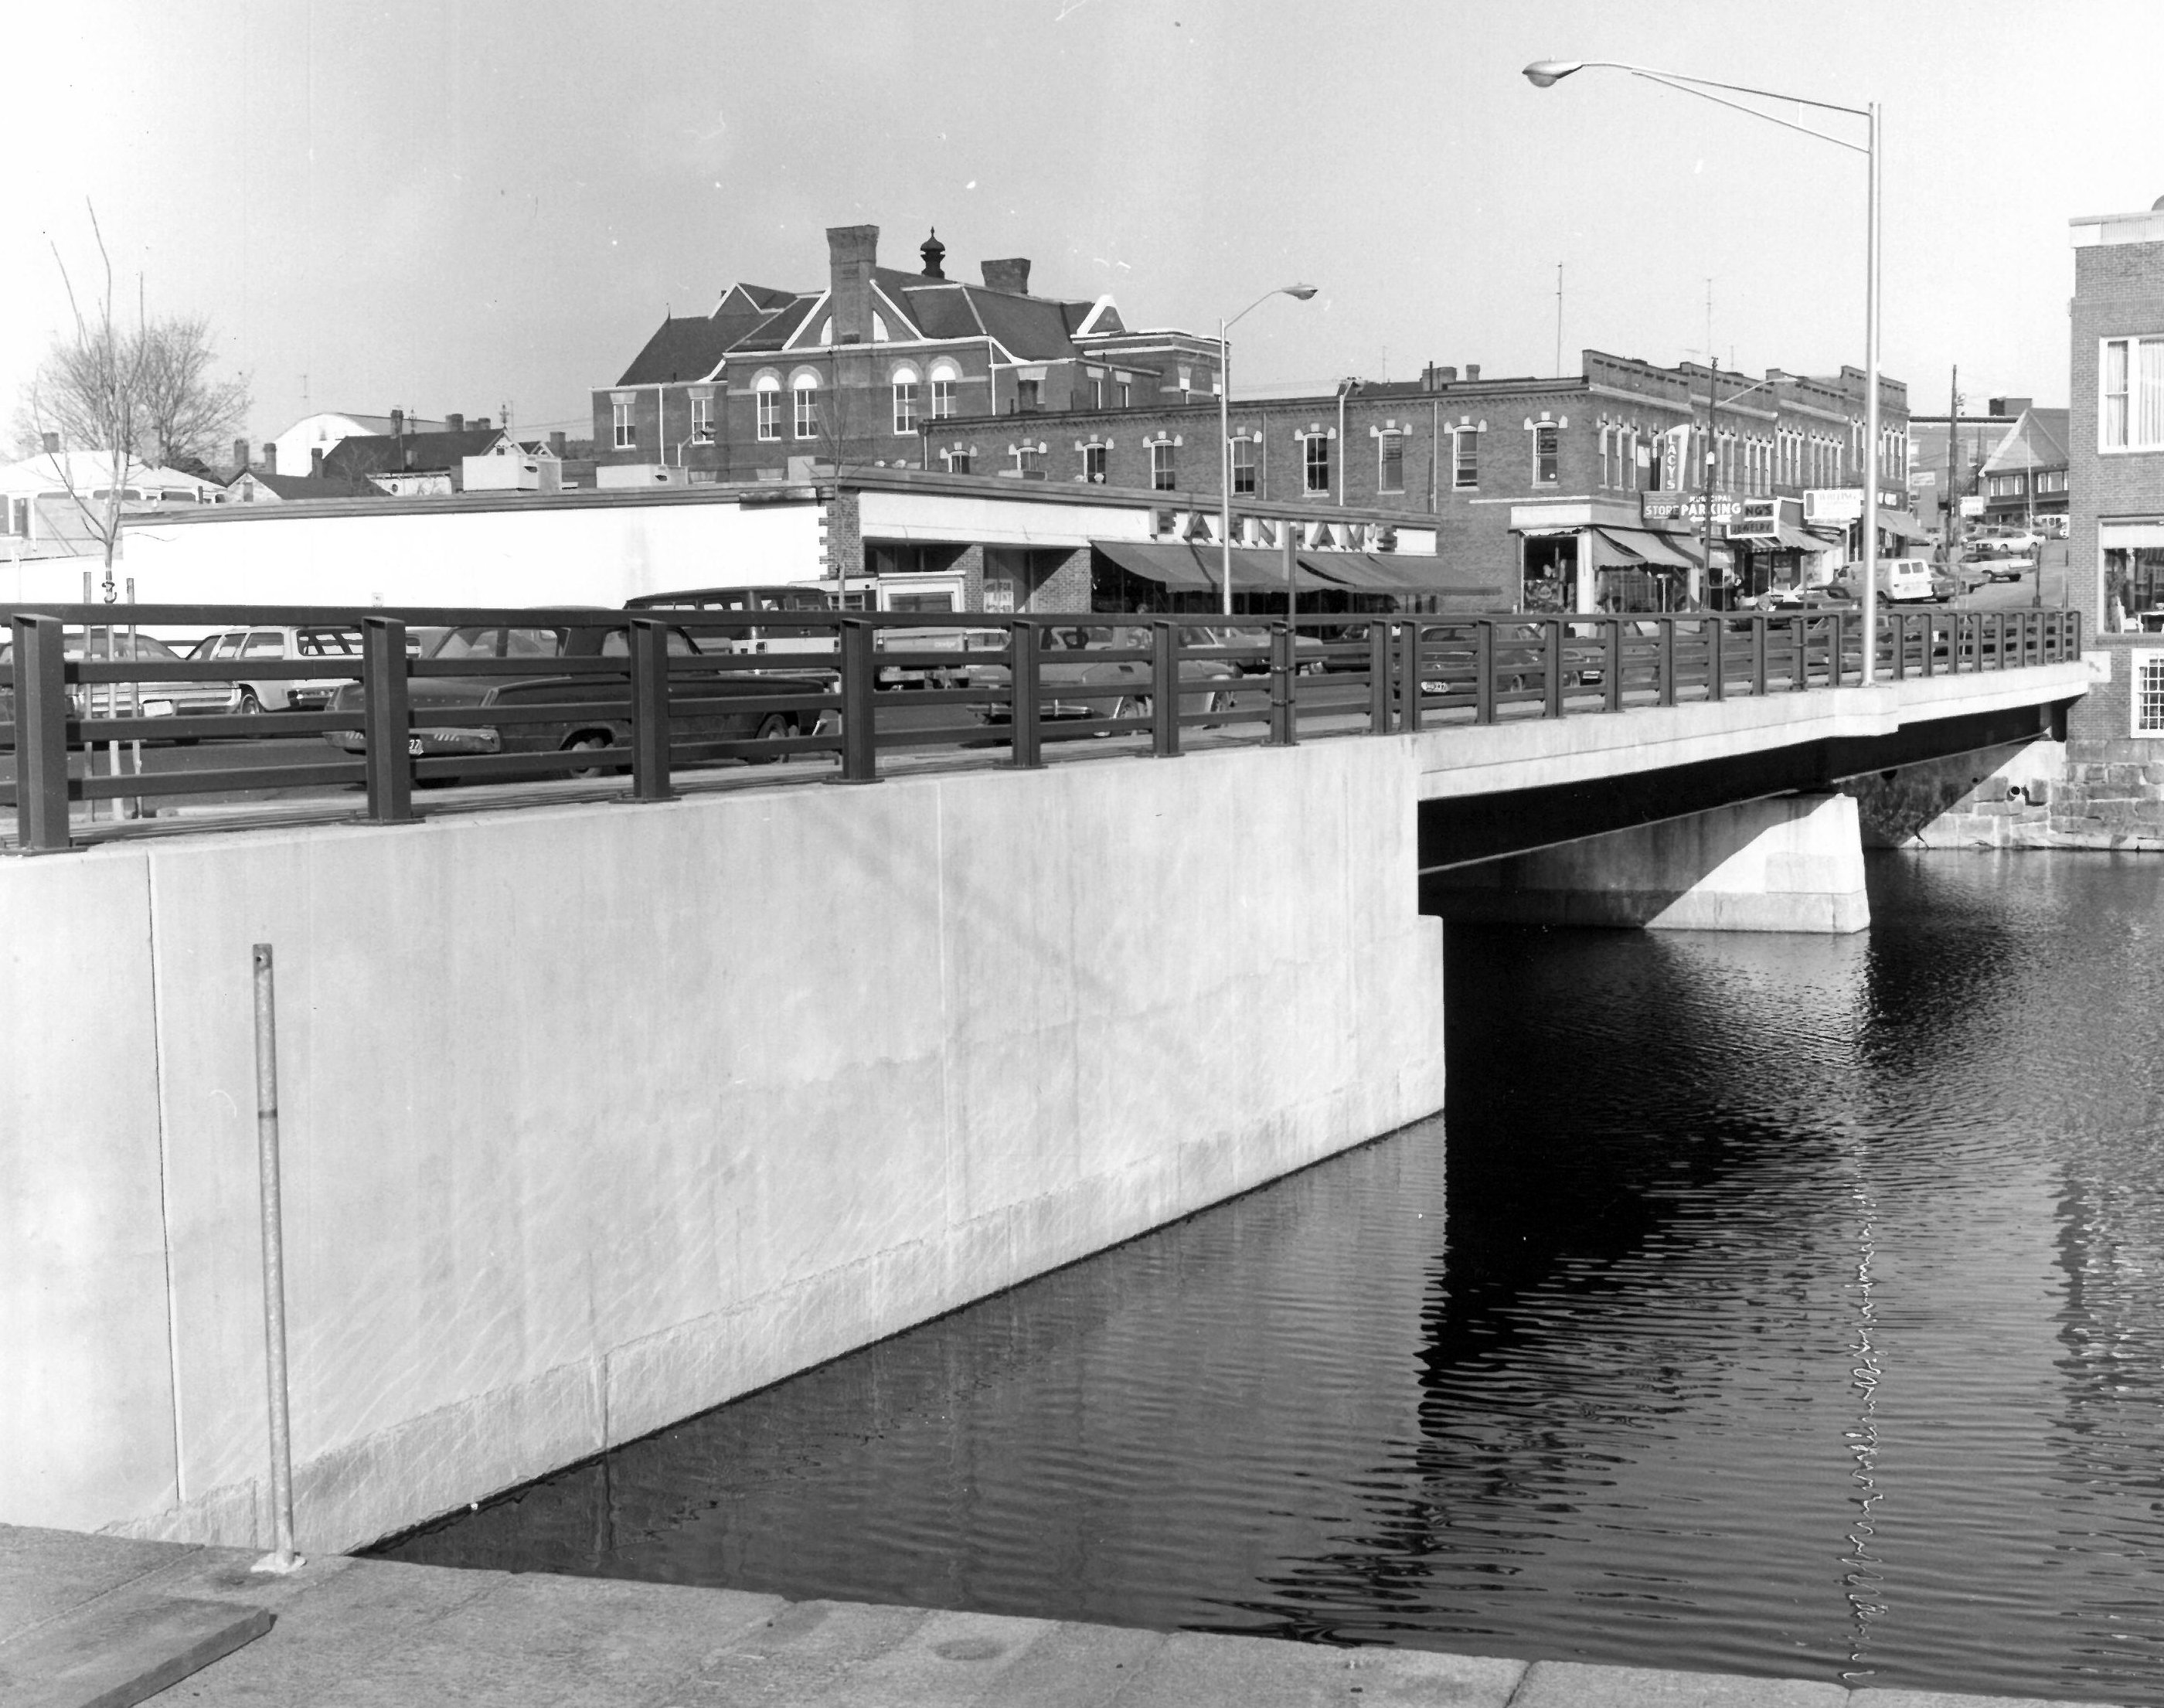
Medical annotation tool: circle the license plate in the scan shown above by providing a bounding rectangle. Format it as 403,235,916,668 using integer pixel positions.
141,699,175,717
407,737,424,755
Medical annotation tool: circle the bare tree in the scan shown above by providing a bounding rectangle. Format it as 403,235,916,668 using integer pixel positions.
17,205,251,597
137,314,250,468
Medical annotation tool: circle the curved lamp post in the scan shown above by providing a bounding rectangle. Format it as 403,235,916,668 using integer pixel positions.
1523,59,1882,684
1220,285,1318,618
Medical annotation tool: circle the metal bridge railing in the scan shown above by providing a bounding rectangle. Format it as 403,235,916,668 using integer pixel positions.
1,604,2085,854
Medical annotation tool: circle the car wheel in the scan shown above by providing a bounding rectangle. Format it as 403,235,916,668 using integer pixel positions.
744,712,793,764
562,733,612,780
1112,693,1152,723
236,687,262,715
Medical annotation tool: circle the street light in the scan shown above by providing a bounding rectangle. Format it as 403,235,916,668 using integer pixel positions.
1220,284,1318,618
1524,58,1883,684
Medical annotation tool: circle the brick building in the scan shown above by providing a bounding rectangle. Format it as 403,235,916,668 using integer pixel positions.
927,349,1911,611
591,225,1221,483
2049,198,2164,845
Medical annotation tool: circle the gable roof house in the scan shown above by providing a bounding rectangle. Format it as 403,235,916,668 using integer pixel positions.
590,225,1223,483
319,422,511,497
1979,404,2071,532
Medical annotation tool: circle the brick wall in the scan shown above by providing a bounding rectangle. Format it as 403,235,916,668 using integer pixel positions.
2069,236,2164,632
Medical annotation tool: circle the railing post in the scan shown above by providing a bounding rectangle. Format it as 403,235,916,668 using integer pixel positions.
360,616,413,825
1366,620,1392,734
1989,611,2004,670
1656,618,1676,708
1604,618,1623,713
1543,618,1565,718
1152,620,1182,757
1401,619,1427,733
9,614,73,854
1706,614,1724,703
1269,619,1297,746
1830,611,1848,686
1472,621,1495,726
1790,615,1807,692
628,618,675,801
1751,615,1768,696
1009,618,1044,770
835,618,879,783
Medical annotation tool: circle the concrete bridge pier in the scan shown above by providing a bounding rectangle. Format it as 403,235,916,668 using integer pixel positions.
1424,792,1871,934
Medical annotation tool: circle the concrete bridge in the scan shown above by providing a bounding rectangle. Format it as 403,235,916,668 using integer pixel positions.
2,606,2087,1558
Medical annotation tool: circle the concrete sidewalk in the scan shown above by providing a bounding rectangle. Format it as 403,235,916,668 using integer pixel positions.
0,1523,2118,1707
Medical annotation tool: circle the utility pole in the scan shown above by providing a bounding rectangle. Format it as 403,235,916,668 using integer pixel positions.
1945,366,1961,567
1554,264,1564,377
1702,356,1720,610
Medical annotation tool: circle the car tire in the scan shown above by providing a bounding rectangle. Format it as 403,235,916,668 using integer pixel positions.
1112,693,1152,723
236,687,262,715
744,712,793,764
563,733,612,780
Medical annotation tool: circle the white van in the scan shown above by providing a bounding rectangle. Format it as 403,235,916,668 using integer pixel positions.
1874,558,1936,604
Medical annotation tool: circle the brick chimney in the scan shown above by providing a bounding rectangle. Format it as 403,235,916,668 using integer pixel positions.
473,417,489,432
233,437,250,470
447,412,464,434
1465,364,1481,381
263,441,277,473
311,447,324,475
981,257,1031,294
548,430,567,457
390,408,404,436
827,224,880,345
1431,365,1458,385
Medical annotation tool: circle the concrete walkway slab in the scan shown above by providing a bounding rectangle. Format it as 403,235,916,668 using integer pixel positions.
0,1525,2127,1708
0,1593,270,1708
1514,1659,1849,1706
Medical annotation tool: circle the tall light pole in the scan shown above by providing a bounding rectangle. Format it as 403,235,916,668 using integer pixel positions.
1524,60,1882,684
1220,284,1318,618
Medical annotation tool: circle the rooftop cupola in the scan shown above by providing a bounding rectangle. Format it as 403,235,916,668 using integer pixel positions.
920,229,947,280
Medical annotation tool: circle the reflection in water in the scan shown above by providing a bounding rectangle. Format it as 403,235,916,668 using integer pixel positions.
379,855,2164,1706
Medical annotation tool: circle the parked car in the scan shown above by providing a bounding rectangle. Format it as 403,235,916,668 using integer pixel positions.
958,624,1240,725
0,628,233,733
187,624,371,712
320,621,829,773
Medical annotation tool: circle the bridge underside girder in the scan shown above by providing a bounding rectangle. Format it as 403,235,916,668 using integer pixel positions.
1417,697,2074,873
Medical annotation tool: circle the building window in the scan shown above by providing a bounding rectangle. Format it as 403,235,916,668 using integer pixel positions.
1232,437,1257,495
1378,431,1404,493
793,376,818,439
756,379,781,441
2136,652,2164,736
690,392,714,444
1454,429,1478,490
1177,365,1193,395
1010,444,1043,475
943,447,973,475
1151,441,1176,492
1016,378,1040,412
1533,424,1559,485
2102,337,2164,450
893,373,919,434
1303,434,1330,495
612,397,635,450
930,360,958,420
1084,444,1108,483
2036,468,2068,495
1091,373,1105,409
1118,377,1132,409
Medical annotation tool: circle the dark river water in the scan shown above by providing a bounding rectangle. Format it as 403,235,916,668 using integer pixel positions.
378,853,2164,1704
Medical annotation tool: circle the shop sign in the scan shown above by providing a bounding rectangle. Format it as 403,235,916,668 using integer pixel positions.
1727,496,1803,539
1960,495,1985,518
1642,490,1737,526
1802,487,1907,523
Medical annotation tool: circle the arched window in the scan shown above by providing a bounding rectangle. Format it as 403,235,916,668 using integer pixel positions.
791,372,820,441
754,373,782,442
891,364,920,434
930,359,960,420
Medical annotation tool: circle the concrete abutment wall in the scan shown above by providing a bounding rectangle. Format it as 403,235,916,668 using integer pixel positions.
1425,793,1872,934
2,741,1445,1554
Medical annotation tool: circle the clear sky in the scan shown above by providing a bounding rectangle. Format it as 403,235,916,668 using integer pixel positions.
3,0,2155,451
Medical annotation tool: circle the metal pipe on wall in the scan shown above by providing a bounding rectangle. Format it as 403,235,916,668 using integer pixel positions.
250,943,304,1574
